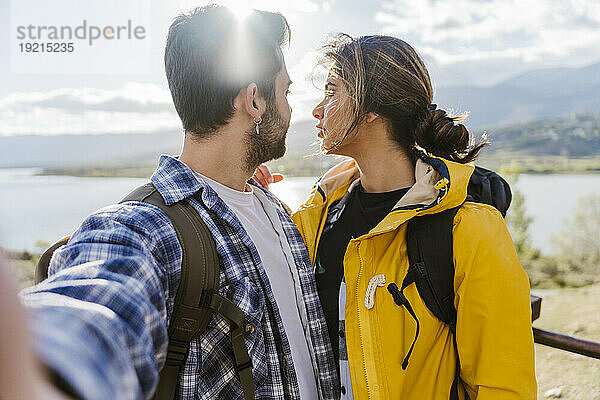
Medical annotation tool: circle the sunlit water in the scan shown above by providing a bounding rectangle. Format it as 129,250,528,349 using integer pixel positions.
1,168,599,255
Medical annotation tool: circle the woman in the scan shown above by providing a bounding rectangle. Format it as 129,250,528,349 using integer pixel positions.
256,34,536,399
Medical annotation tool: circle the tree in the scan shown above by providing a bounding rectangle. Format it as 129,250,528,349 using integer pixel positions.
551,192,600,282
501,163,537,261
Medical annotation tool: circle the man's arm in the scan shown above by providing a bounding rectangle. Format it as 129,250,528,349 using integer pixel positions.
453,204,537,399
19,202,182,400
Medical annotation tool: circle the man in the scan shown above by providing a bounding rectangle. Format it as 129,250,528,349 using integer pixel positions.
6,5,338,399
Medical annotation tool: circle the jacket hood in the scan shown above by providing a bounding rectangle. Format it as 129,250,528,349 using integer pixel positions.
314,151,475,220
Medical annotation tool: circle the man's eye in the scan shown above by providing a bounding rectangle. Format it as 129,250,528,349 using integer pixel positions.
324,89,335,98
285,89,291,96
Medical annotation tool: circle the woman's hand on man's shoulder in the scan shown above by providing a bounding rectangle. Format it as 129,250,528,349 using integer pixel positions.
252,164,284,190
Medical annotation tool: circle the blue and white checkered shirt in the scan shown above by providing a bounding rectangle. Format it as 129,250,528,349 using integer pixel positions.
20,155,339,400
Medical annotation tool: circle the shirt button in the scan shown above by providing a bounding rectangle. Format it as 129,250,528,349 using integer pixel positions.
373,384,380,391
338,329,345,338
245,323,256,334
341,386,346,395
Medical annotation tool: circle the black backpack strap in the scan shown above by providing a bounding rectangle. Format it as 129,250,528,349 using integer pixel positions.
120,184,255,400
403,205,463,399
405,206,460,330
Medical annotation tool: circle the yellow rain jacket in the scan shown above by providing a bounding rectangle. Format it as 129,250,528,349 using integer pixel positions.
291,154,536,399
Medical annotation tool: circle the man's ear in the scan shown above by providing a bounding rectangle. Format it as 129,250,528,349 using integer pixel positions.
365,112,379,123
244,83,265,122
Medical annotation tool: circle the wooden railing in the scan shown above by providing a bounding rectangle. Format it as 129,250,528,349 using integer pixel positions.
531,295,600,359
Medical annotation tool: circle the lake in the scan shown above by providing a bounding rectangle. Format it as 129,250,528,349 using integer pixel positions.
1,168,599,255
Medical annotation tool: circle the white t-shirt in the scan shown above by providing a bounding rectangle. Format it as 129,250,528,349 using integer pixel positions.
196,173,318,399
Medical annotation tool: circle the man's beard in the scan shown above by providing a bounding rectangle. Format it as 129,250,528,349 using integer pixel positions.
244,100,289,172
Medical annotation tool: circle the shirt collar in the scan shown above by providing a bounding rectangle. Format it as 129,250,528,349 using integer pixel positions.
150,155,270,212
150,154,220,207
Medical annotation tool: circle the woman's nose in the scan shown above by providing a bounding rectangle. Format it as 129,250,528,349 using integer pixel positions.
313,102,324,120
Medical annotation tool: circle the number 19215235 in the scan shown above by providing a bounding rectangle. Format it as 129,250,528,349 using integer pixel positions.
19,42,74,53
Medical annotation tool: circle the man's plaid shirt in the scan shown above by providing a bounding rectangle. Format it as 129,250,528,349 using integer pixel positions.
20,155,339,400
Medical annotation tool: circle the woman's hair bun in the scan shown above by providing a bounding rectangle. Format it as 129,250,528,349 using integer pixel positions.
413,108,488,164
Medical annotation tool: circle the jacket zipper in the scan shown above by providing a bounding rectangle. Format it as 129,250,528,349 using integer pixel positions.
354,242,372,398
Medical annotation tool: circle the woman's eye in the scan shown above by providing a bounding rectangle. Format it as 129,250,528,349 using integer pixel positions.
324,89,335,98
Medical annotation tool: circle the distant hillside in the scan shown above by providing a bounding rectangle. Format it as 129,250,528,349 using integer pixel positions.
0,132,181,168
0,122,320,169
482,113,600,157
288,113,600,159
435,63,600,128
2,114,600,175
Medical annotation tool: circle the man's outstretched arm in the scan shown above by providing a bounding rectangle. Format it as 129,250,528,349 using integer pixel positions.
18,202,182,400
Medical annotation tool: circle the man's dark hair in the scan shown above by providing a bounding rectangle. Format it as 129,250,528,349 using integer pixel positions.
165,5,290,138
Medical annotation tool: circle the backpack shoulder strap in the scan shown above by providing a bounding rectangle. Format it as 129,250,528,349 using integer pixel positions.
121,184,221,335
120,184,219,399
35,237,70,284
404,205,460,331
119,183,254,400
404,205,463,400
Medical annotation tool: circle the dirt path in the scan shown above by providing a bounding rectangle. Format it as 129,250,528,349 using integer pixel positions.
533,284,600,399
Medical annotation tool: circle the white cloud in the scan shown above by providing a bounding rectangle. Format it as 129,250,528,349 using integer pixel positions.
0,109,180,136
0,83,172,110
0,83,180,135
375,0,600,65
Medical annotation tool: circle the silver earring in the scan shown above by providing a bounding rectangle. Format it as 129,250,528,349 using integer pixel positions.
254,116,262,134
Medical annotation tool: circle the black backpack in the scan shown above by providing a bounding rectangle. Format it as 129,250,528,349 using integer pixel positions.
386,166,512,400
35,183,255,400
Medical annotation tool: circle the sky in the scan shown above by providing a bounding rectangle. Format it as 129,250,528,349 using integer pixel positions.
1,0,600,136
